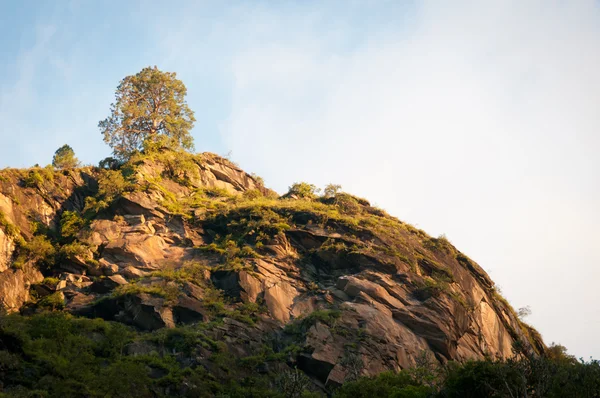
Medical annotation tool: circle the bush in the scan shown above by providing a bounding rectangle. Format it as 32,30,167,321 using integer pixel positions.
60,211,86,240
98,170,134,201
60,241,91,260
23,170,44,188
334,371,433,398
333,193,362,215
243,189,263,200
113,282,180,303
250,173,265,186
323,183,342,198
276,367,312,398
161,151,200,186
38,292,65,310
14,235,55,268
287,182,320,199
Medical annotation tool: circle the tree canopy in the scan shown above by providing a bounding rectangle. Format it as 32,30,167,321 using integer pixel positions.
52,144,79,169
98,66,196,161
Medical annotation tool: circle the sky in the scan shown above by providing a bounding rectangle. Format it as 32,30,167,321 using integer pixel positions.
1,0,599,359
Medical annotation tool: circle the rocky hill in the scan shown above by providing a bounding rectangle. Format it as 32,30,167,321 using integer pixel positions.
0,150,545,395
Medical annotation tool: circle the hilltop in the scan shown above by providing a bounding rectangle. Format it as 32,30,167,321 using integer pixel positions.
0,149,557,396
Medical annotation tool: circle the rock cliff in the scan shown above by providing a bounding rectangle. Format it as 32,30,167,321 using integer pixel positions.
0,150,545,390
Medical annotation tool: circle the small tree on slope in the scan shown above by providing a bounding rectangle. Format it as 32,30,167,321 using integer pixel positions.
52,144,80,169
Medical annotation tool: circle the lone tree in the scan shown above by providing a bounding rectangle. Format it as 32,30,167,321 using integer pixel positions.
52,144,80,169
99,66,196,161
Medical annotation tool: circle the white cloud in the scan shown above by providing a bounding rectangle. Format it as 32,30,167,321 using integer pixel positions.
215,1,600,358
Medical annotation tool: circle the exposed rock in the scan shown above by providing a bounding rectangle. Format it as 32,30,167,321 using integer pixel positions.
119,294,175,330
120,265,149,279
173,295,205,324
0,228,15,273
0,150,547,387
90,275,128,293
264,281,298,323
0,264,43,312
211,270,243,299
103,235,167,270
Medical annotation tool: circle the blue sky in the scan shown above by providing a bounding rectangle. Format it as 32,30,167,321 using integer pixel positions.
1,1,600,359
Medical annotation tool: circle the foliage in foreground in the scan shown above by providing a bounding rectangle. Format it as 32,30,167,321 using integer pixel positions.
0,312,598,398
335,350,600,398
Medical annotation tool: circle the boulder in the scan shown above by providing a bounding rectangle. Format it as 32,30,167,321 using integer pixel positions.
90,275,128,293
120,265,148,279
264,281,298,323
0,264,43,313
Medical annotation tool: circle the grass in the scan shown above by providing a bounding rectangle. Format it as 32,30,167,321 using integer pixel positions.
149,261,210,285
113,282,181,303
37,292,65,310
0,209,20,238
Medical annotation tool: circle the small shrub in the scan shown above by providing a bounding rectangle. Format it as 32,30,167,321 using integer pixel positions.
60,241,91,260
23,170,44,188
287,182,320,199
413,278,448,301
250,173,265,186
42,277,60,286
60,211,86,240
333,193,362,215
285,309,341,335
276,367,312,398
323,183,342,198
203,187,232,198
161,151,200,186
243,189,263,200
97,169,134,202
15,235,56,268
38,292,65,310
517,306,532,320
114,283,180,303
150,262,208,285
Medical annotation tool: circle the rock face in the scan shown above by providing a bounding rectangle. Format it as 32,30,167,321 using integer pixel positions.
0,150,545,387
0,264,43,313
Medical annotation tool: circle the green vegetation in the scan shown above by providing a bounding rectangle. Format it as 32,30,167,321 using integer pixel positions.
52,144,80,169
59,210,86,240
149,261,209,285
284,309,342,335
99,66,196,161
323,183,342,198
0,312,597,398
23,169,44,188
331,192,362,215
334,350,600,398
287,182,320,199
22,166,56,190
59,240,92,260
13,235,55,269
0,143,587,396
84,168,135,214
37,292,65,310
114,282,181,303
42,276,60,286
0,210,20,238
